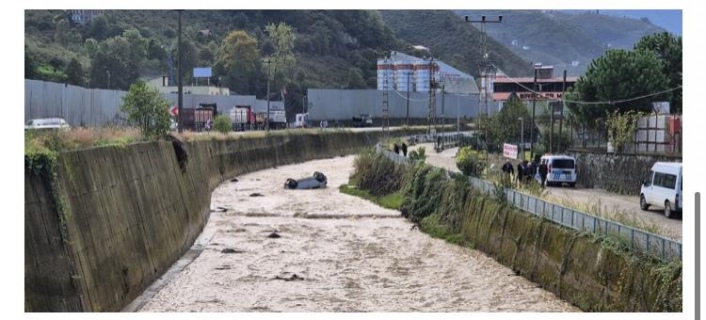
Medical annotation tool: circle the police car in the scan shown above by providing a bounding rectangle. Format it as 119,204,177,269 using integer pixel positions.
538,154,577,187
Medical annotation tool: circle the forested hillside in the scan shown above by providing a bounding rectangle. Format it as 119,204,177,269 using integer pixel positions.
454,10,667,76
25,9,533,113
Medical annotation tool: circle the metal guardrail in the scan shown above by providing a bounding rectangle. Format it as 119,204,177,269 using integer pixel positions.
375,140,682,262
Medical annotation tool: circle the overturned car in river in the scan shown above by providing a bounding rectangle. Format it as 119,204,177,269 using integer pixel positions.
284,171,328,189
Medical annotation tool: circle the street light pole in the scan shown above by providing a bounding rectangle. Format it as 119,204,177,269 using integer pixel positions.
106,70,111,89
519,117,524,160
177,9,184,133
456,97,460,135
530,65,538,160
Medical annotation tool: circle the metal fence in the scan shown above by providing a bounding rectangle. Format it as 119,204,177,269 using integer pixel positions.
376,139,682,262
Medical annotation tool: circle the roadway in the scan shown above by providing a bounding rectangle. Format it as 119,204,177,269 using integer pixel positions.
407,143,682,240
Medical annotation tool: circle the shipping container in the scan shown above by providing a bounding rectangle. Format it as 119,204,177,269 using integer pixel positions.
230,106,255,131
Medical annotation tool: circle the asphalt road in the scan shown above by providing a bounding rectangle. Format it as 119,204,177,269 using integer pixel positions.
407,143,682,240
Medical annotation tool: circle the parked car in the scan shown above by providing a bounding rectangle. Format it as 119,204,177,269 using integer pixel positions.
640,162,682,219
284,172,328,189
25,118,70,131
538,154,577,187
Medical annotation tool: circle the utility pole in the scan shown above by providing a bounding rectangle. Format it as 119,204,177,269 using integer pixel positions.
382,51,390,138
465,15,502,156
441,83,445,127
406,71,410,126
427,56,437,137
265,59,271,132
558,69,567,152
177,9,183,133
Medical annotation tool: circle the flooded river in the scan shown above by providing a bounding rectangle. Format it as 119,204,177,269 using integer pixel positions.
133,156,579,312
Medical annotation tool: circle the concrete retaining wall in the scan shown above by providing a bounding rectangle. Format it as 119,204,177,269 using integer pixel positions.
460,193,681,311
25,130,404,312
569,150,682,195
359,156,681,312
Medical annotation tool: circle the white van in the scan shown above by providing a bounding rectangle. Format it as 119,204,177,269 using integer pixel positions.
25,118,70,131
539,154,577,187
640,162,682,219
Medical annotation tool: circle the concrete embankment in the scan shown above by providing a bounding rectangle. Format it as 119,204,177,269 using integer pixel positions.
25,130,416,312
351,151,682,312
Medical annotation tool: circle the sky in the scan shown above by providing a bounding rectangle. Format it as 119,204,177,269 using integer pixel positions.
562,9,682,35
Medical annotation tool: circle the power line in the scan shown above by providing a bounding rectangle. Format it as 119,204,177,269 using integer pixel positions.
488,62,681,105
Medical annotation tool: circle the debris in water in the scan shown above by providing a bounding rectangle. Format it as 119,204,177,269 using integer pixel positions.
275,272,304,281
267,231,281,239
215,265,232,270
221,248,245,254
211,207,229,213
249,193,264,197
230,178,239,182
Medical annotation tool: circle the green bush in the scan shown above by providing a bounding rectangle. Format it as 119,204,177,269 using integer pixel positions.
214,115,232,134
120,79,171,139
400,166,448,223
456,146,486,177
350,148,406,196
408,146,426,162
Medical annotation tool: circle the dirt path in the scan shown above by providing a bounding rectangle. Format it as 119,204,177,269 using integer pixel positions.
410,143,682,240
134,156,578,312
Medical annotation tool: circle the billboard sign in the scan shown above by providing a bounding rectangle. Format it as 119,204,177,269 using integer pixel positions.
503,143,518,159
193,67,212,78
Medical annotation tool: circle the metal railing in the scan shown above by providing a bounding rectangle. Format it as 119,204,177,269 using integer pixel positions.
375,141,682,262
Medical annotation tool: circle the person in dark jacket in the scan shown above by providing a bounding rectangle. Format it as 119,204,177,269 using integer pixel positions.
516,161,525,186
401,143,408,157
538,161,549,188
393,144,400,155
527,159,538,184
502,159,514,176
521,160,531,184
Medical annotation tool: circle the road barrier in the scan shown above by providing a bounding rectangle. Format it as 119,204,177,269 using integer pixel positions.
375,140,682,262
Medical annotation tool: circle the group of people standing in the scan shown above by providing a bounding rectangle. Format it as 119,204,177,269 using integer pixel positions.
393,143,408,157
501,157,549,188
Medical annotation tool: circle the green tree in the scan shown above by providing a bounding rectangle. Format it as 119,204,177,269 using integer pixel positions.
198,41,219,67
89,29,150,90
456,146,486,177
83,38,99,58
485,96,533,149
265,23,297,84
25,46,36,79
65,57,84,86
566,49,670,130
120,80,170,138
346,67,366,89
605,109,645,153
123,28,148,72
217,30,262,95
54,19,70,47
213,115,232,134
540,128,571,154
634,32,682,114
90,37,133,89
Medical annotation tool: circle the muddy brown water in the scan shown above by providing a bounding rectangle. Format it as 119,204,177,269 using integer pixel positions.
134,155,579,312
